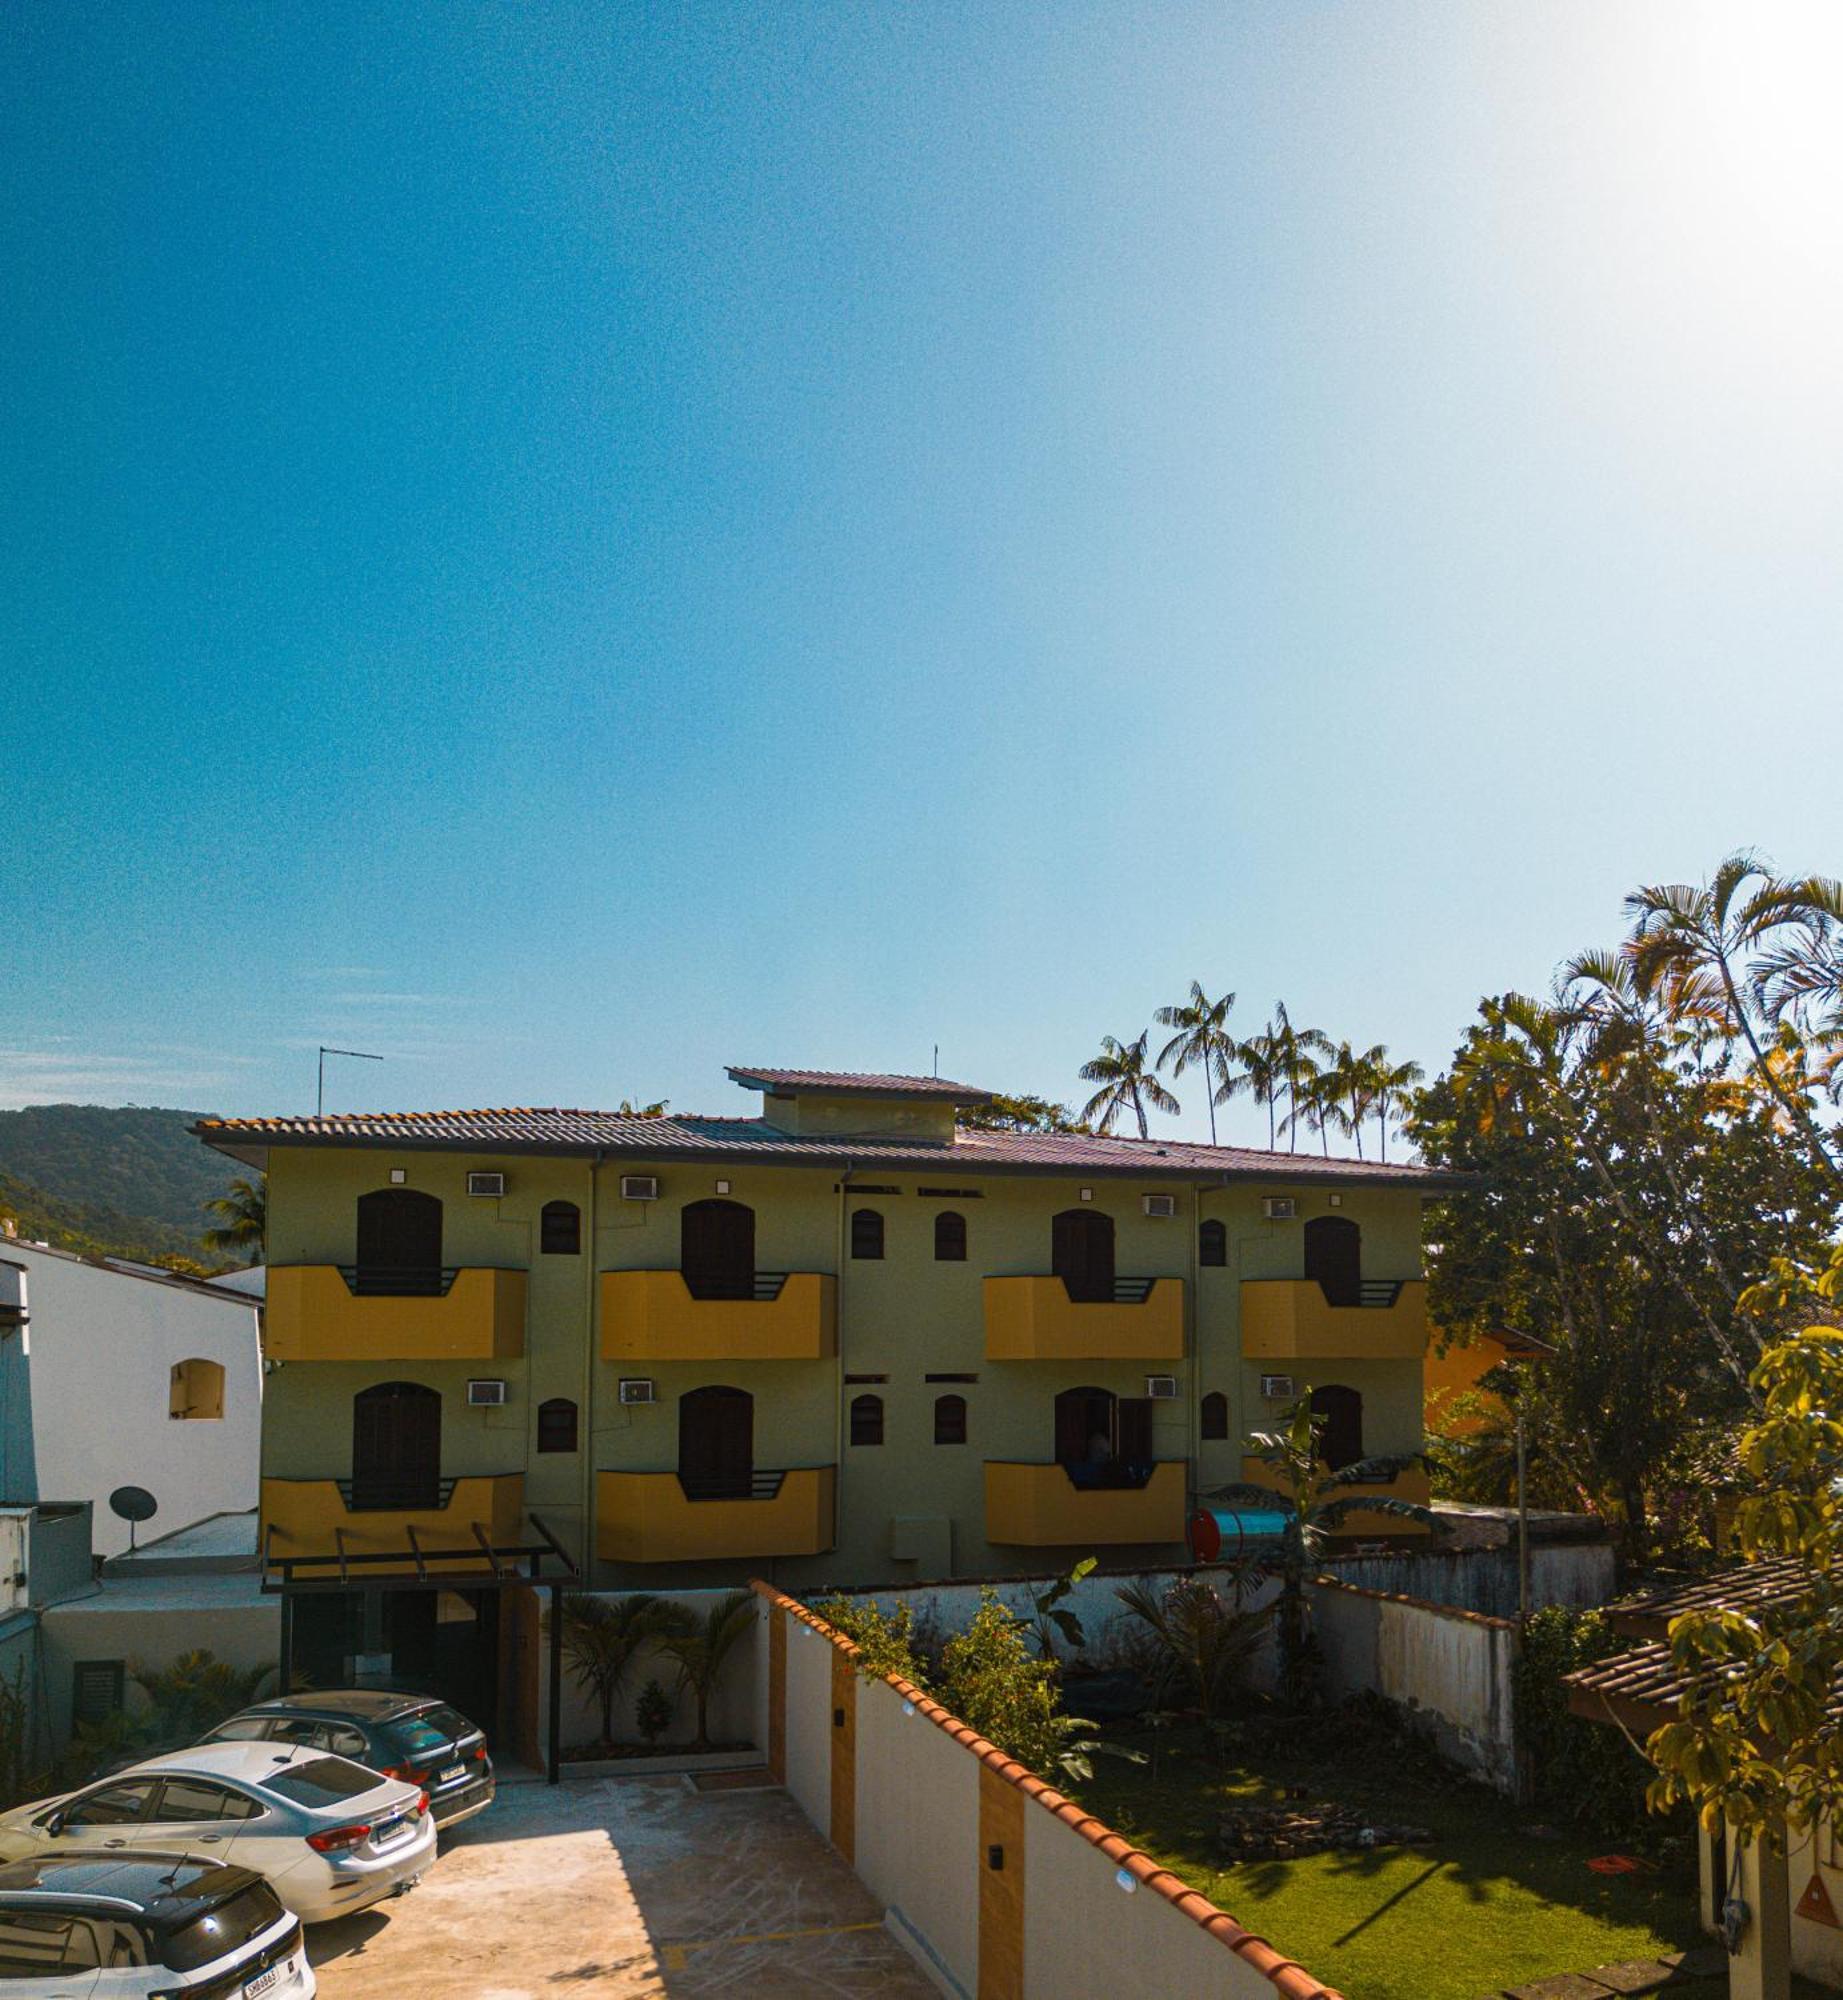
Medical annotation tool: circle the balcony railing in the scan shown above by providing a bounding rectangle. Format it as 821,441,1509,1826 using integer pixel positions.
335,1477,460,1512
336,1265,461,1298
983,1276,1185,1361
1239,1278,1427,1360
677,1468,788,1503
600,1270,836,1362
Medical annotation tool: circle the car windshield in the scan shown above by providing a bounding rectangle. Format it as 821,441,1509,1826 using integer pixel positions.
159,1884,286,1973
381,1705,476,1757
257,1756,383,1808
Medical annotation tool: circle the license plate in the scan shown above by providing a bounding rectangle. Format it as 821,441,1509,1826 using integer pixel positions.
438,1763,464,1785
373,1813,406,1844
243,1967,278,1999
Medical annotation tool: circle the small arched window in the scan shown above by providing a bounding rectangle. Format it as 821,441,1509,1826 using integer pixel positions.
850,1394,885,1446
169,1357,225,1421
540,1201,581,1255
934,1210,967,1262
934,1394,967,1446
1201,1391,1229,1441
851,1208,885,1260
1198,1219,1227,1268
537,1398,579,1453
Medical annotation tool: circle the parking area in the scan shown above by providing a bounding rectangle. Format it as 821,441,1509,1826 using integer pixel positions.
307,1770,937,1998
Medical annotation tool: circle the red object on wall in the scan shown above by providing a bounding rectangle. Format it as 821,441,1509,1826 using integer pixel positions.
1798,1871,1841,1928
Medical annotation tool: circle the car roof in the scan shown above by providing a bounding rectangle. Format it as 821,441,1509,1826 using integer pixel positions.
108,1741,375,1785
239,1689,434,1721
0,1851,255,1917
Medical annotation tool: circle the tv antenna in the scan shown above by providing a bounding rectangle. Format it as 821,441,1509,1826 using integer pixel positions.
318,1046,385,1116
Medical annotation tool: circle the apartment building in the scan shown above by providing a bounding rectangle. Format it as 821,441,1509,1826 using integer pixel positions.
196,1066,1455,1716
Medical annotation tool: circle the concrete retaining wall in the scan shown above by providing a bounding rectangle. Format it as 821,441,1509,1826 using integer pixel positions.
1308,1577,1518,1792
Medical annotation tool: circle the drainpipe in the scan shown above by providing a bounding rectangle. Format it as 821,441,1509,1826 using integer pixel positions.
581,1150,604,1582
833,1164,853,1555
1188,1184,1206,1517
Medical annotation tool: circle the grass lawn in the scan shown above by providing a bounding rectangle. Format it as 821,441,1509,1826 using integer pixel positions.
1074,1719,1704,2000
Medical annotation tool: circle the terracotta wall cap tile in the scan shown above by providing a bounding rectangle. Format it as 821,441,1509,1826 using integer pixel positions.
751,1579,1347,2000
1309,1574,1516,1631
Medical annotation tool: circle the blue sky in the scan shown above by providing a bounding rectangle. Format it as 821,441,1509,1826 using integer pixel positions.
6,3,1842,1137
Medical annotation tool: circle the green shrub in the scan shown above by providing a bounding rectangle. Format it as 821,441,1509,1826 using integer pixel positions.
1514,1607,1660,1835
811,1595,928,1686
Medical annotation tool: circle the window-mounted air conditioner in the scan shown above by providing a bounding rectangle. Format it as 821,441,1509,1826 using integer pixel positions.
1144,1374,1180,1400
1141,1194,1177,1219
621,1175,660,1202
1262,1197,1298,1222
467,1172,506,1198
466,1378,509,1406
1260,1373,1296,1400
618,1377,657,1406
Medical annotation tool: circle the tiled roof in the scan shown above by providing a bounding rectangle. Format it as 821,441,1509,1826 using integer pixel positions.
192,1105,1466,1187
726,1066,992,1102
756,1581,1346,2000
1608,1556,1811,1639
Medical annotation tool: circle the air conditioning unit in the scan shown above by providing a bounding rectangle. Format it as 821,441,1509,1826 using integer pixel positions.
1262,1196,1297,1221
1141,1194,1177,1219
617,1377,657,1406
467,1172,506,1198
1260,1373,1296,1400
466,1378,509,1406
620,1175,660,1202
1144,1374,1180,1400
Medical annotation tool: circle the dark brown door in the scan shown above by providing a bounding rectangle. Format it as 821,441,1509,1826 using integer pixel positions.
1051,1208,1115,1303
352,1382,442,1509
355,1189,444,1294
1054,1385,1114,1468
1303,1216,1361,1307
681,1199,755,1300
1115,1396,1155,1466
1310,1384,1363,1470
678,1385,753,1498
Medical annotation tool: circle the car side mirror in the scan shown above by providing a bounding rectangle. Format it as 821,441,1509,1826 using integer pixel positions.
42,1812,65,1836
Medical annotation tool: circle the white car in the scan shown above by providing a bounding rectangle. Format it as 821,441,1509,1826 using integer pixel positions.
0,1743,435,1925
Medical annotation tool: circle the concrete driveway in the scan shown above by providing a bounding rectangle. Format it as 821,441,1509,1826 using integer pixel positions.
307,1771,936,1998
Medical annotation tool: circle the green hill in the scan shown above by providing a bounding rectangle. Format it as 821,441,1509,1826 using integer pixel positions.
0,1105,242,1267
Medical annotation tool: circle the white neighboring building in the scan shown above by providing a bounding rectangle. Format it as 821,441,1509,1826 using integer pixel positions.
0,1242,261,1557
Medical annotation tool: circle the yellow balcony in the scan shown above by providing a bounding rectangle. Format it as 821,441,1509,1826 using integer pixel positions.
983,1277,1185,1362
266,1266,526,1362
1236,1456,1432,1537
599,1270,836,1363
983,1461,1187,1547
260,1474,526,1578
597,1466,836,1563
1239,1279,1429,1360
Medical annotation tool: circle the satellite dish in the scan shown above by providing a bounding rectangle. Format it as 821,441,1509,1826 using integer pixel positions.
109,1486,157,1554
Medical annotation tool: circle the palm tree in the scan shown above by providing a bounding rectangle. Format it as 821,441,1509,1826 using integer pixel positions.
1368,1054,1424,1163
1219,1028,1285,1149
1154,983,1236,1146
1268,1003,1331,1154
201,1178,266,1264
657,1591,755,1751
1205,1394,1433,1706
557,1593,677,1747
1078,1030,1179,1138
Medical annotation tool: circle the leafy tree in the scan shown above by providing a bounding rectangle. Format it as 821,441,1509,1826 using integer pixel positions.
937,1590,1109,1783
657,1591,754,1750
1263,1003,1331,1154
616,1098,670,1117
1647,1263,1843,1839
1078,1031,1178,1139
558,1593,674,1746
1114,1573,1270,1724
1206,1394,1433,1706
812,1595,929,1684
1218,1027,1286,1150
1368,1053,1424,1162
129,1651,276,1742
1154,983,1236,1147
958,1093,1090,1134
201,1177,266,1264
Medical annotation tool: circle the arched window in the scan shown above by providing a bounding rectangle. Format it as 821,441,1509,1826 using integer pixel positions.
850,1394,885,1447
934,1394,967,1446
351,1382,441,1510
1054,1385,1116,1467
1051,1208,1114,1302
1198,1218,1227,1268
1303,1216,1362,1307
934,1210,967,1262
681,1199,755,1300
354,1189,443,1295
536,1397,579,1453
169,1357,225,1421
678,1385,753,1499
1310,1384,1364,1470
1201,1391,1229,1441
540,1201,581,1255
851,1208,885,1260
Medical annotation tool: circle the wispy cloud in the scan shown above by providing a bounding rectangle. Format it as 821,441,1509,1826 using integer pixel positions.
0,1047,243,1111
